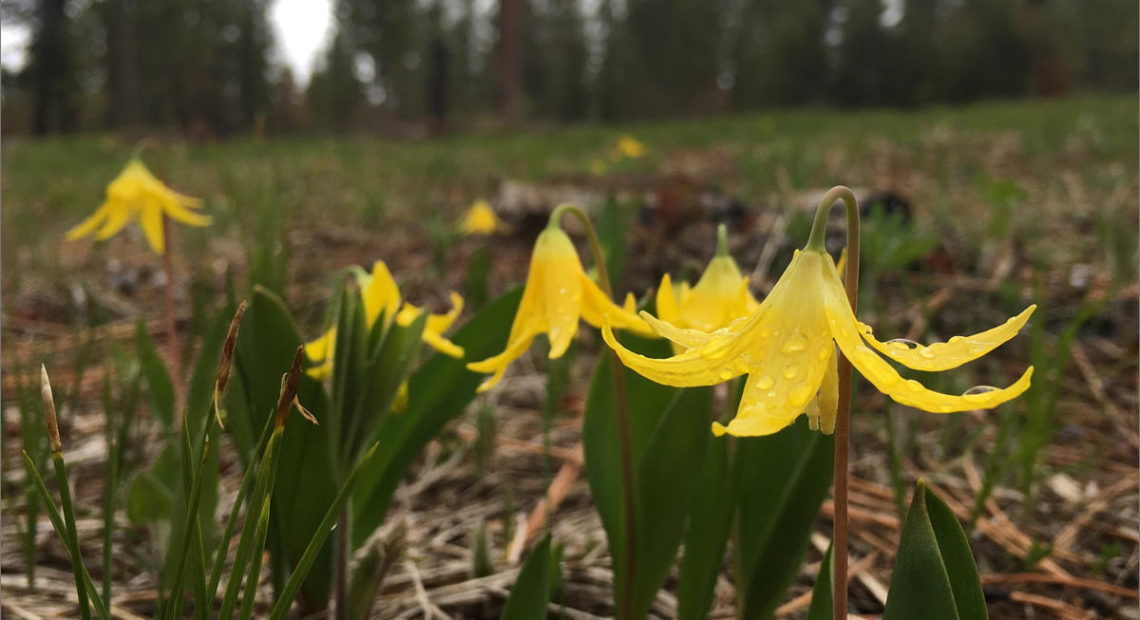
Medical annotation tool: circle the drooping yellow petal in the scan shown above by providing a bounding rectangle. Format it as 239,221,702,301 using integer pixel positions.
858,305,1036,372
65,202,114,241
601,322,748,388
139,198,166,254
160,194,213,227
543,252,583,359
396,292,466,358
94,202,133,240
816,347,839,434
656,274,680,325
821,263,1033,412
710,253,835,437
304,328,336,363
361,261,401,326
680,255,758,332
468,319,541,392
426,292,465,334
641,311,713,349
580,274,652,336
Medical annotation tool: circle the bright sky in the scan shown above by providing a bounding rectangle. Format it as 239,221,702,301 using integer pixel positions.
1,0,334,85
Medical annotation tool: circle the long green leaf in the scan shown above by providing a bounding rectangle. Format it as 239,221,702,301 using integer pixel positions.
136,320,175,429
350,287,521,547
499,535,553,620
805,544,833,620
268,443,381,620
676,434,735,620
737,417,834,620
884,481,988,620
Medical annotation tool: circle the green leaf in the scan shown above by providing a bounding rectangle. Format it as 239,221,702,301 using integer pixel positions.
884,481,988,620
676,435,734,620
582,331,711,619
351,287,521,547
737,417,834,620
499,535,552,620
631,385,711,617
126,446,178,525
227,286,336,608
136,320,174,430
805,544,833,620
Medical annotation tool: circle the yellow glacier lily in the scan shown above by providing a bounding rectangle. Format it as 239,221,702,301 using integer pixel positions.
656,225,760,335
305,260,464,379
460,199,503,235
603,247,1035,437
615,135,647,159
467,221,652,392
66,158,211,254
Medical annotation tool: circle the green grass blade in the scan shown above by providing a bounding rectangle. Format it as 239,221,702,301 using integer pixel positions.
268,442,380,620
238,501,274,619
220,429,282,620
23,452,111,620
208,410,276,604
52,450,91,620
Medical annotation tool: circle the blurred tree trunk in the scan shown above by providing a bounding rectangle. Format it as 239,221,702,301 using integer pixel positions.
30,0,77,134
111,0,139,131
495,0,522,119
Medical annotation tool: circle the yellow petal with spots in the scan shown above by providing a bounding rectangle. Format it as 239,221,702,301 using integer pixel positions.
821,265,1033,412
543,255,582,359
601,322,747,388
859,305,1036,372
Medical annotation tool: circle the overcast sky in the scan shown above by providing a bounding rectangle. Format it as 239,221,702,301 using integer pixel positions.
1,0,334,85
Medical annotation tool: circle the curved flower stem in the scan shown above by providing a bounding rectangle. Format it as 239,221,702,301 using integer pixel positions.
550,204,635,620
162,215,184,410
807,186,860,620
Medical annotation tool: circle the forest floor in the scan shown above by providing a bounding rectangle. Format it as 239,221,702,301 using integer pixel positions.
2,94,1138,618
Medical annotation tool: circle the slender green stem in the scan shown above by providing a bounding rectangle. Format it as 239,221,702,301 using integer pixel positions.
208,410,275,604
23,452,112,620
806,186,860,620
162,215,185,414
550,203,635,620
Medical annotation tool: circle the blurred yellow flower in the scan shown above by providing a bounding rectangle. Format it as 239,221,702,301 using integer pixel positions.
656,225,760,335
305,260,464,378
604,247,1035,437
460,199,503,235
467,223,651,392
65,158,210,255
616,135,647,159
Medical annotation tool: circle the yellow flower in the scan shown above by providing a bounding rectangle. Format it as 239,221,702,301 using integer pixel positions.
65,158,210,254
603,248,1035,437
305,260,464,379
656,225,760,335
615,135,646,159
467,224,652,392
460,199,503,235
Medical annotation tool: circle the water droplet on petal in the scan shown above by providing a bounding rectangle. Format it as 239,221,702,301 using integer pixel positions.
963,385,998,395
918,347,935,359
818,346,831,360
886,338,919,350
948,335,965,344
718,368,735,381
780,329,808,354
756,375,774,390
904,379,923,393
783,366,798,379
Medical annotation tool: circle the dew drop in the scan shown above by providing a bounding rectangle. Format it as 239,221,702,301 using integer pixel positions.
886,338,919,350
718,368,735,381
780,329,808,354
756,375,774,390
783,366,799,379
904,379,924,393
918,347,935,359
948,335,965,344
963,385,998,395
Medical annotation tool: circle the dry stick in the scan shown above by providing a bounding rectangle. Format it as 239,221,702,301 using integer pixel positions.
807,187,860,620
